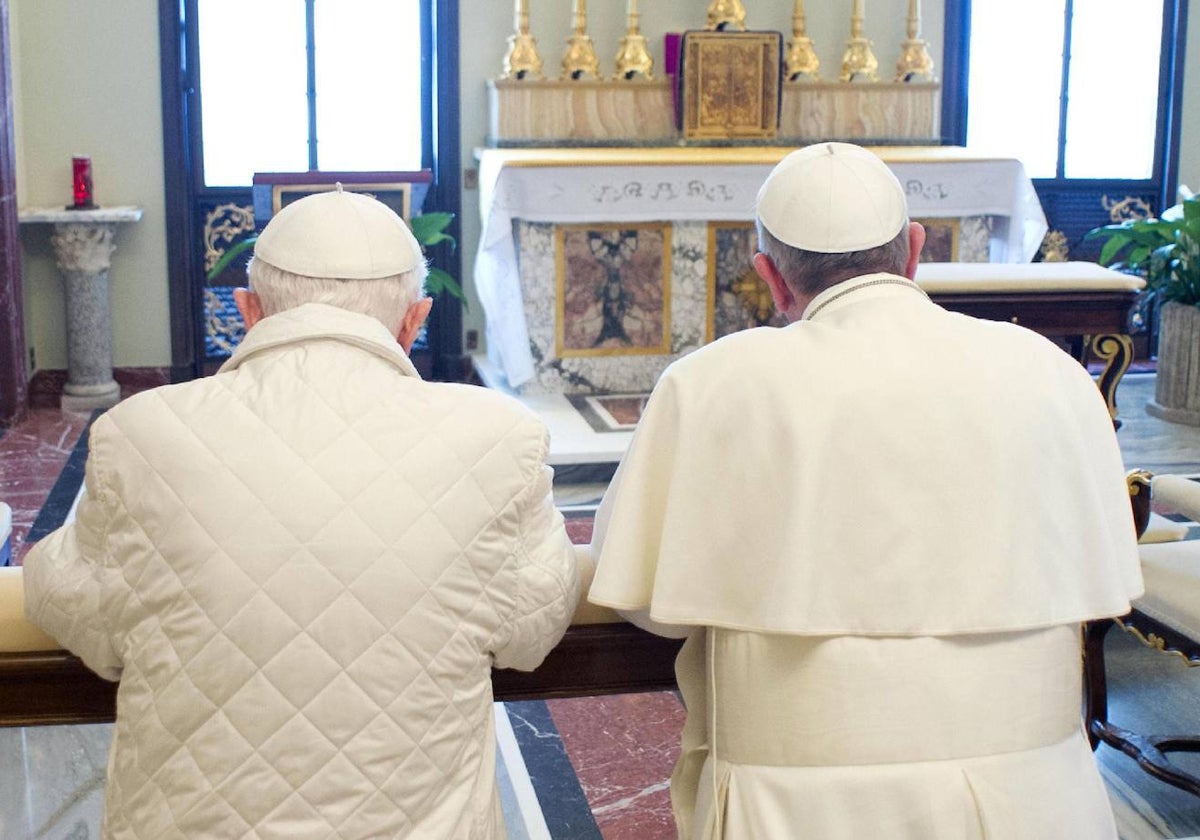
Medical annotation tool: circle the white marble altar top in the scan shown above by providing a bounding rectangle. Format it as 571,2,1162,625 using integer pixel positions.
19,206,143,224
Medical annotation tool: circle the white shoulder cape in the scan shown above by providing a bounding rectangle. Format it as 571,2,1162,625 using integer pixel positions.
588,277,1143,635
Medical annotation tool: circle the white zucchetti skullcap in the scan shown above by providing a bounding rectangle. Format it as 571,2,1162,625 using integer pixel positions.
756,142,908,254
253,185,423,279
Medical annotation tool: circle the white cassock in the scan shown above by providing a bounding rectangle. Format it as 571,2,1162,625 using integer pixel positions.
588,273,1144,840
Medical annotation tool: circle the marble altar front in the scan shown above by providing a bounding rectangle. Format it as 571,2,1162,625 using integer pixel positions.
475,147,1047,393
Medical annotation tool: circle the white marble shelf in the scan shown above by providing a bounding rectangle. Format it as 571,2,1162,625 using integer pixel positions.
19,206,143,224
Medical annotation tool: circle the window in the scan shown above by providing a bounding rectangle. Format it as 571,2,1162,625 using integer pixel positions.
197,0,425,187
953,0,1185,190
159,0,462,380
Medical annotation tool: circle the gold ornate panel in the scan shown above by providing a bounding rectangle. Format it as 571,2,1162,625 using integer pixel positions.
707,222,786,342
681,31,782,139
203,203,256,274
556,222,672,358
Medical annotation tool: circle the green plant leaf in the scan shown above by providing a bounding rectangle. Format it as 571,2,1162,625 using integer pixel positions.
1097,235,1130,266
409,212,456,250
206,236,258,282
1088,196,1200,306
1128,245,1155,267
425,266,468,310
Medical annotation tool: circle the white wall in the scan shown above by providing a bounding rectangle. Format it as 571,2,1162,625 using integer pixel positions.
12,0,169,372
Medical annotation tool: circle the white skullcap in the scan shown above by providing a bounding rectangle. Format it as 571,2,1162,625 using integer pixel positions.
253,185,423,279
756,143,908,253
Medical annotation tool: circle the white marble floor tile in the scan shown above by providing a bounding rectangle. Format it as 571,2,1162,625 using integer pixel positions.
1,724,111,840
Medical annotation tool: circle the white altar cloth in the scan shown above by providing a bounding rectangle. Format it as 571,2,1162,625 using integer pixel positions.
475,147,1047,388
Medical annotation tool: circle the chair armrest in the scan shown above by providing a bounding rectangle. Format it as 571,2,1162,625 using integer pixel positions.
1150,475,1200,522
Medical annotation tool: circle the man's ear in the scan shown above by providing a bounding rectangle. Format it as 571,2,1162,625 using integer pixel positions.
904,221,927,280
233,287,265,330
397,296,434,355
753,252,795,317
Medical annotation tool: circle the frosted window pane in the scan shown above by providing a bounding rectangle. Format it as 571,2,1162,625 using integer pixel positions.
314,0,424,172
1064,0,1162,179
966,0,1066,179
198,0,310,187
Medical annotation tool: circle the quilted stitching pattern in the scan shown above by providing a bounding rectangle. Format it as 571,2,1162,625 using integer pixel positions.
24,307,579,840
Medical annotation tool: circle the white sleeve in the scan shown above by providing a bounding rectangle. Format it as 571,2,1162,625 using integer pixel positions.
22,424,125,681
492,466,581,672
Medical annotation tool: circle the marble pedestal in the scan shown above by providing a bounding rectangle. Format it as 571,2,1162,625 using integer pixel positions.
20,207,143,411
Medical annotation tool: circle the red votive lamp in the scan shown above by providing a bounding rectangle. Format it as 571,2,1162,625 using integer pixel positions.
70,155,95,209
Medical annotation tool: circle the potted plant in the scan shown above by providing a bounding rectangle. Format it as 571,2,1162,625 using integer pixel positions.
1087,193,1200,425
208,211,466,307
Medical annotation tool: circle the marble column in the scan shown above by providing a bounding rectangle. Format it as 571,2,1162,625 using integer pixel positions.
19,207,142,411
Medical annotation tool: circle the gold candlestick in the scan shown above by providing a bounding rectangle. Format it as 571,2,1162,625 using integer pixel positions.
502,0,545,80
785,0,821,81
614,0,654,80
895,0,936,81
706,0,747,32
840,0,879,82
561,0,602,80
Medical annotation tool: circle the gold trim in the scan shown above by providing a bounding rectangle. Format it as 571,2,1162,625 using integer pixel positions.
614,0,654,80
1116,619,1200,667
1091,333,1133,421
1127,469,1153,496
560,0,602,81
501,0,545,80
271,182,412,220
1103,194,1153,224
705,223,723,344
706,0,747,31
203,203,256,274
912,216,959,262
555,222,673,358
784,0,820,81
840,0,879,82
894,0,935,82
1039,230,1069,263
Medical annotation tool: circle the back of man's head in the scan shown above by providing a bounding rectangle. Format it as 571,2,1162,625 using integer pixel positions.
756,142,911,297
247,187,428,334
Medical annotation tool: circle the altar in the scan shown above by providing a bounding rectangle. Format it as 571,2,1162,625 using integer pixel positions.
474,146,1048,393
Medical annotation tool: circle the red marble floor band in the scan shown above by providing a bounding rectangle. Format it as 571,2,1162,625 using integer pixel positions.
547,692,684,840
0,409,92,563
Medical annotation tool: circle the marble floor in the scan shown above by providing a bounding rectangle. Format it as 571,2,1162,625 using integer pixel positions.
5,370,1200,839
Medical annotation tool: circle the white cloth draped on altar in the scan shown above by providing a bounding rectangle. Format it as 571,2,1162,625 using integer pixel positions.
474,148,1048,388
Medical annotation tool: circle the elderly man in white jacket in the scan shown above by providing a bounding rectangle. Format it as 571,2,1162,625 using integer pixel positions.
588,143,1144,839
24,188,580,839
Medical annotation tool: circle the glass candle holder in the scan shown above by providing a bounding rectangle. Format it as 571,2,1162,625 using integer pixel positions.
71,156,95,209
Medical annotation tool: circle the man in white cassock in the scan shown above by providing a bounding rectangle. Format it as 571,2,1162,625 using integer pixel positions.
587,142,1143,839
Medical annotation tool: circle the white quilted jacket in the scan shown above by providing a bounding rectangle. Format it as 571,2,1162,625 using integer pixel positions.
24,303,580,839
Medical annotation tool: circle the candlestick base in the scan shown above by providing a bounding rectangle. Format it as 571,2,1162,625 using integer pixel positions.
65,203,98,211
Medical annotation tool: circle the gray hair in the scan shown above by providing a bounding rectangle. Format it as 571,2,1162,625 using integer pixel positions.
756,221,911,299
246,257,427,335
